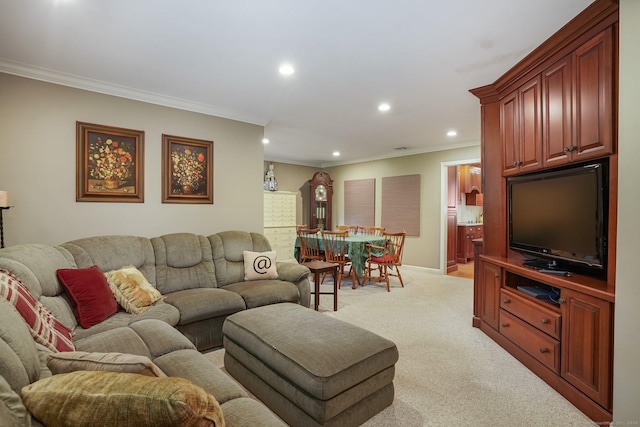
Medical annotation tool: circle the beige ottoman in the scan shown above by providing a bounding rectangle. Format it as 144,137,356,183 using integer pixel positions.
222,303,398,427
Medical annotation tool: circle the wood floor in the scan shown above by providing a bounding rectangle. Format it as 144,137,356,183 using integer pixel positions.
447,261,474,280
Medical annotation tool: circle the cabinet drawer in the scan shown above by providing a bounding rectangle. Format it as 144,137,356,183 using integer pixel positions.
500,289,561,339
500,310,560,373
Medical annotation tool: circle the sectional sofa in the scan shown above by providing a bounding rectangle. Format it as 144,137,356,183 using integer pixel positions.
0,230,312,426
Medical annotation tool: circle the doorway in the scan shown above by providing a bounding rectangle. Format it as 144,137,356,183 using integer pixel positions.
440,159,482,280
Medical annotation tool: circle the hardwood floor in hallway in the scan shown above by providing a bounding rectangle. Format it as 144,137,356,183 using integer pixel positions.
447,262,474,280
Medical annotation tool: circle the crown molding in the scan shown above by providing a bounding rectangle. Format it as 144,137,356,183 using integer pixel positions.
317,140,480,168
0,58,269,126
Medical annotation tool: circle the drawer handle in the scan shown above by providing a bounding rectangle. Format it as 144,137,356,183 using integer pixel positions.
501,323,509,328
539,348,549,354
502,298,510,304
540,318,549,324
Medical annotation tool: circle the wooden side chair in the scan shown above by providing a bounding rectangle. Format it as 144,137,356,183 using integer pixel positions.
364,231,406,292
297,228,323,263
337,225,359,235
360,226,385,236
321,230,358,289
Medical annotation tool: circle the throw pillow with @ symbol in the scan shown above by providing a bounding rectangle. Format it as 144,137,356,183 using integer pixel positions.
243,251,279,280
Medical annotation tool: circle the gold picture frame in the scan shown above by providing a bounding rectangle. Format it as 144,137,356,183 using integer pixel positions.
76,121,144,203
162,134,214,204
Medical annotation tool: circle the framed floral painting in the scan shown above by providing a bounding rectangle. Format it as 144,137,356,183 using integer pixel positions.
76,122,144,202
162,134,214,204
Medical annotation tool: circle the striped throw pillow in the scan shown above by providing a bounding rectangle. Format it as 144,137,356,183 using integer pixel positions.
0,269,74,352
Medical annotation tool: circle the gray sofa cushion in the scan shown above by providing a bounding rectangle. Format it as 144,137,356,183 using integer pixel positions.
0,300,41,392
0,244,78,328
209,231,272,287
222,280,300,309
163,288,245,325
62,236,156,284
220,397,288,427
70,301,180,342
0,375,31,427
151,233,217,294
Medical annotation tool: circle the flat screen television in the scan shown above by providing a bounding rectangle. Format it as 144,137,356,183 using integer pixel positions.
508,160,608,276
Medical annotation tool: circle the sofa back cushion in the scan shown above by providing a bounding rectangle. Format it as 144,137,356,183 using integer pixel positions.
0,244,79,329
62,235,156,286
151,233,217,294
208,231,272,287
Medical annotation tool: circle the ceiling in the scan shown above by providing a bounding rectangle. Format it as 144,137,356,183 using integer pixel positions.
0,0,593,167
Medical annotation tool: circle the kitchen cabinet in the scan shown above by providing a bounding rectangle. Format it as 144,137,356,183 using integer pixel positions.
457,224,483,264
457,164,482,194
447,166,458,273
458,164,483,205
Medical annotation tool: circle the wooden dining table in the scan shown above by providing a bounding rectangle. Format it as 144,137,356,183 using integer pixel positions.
295,234,385,282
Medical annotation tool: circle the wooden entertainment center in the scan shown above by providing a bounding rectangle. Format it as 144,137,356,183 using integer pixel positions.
469,0,618,423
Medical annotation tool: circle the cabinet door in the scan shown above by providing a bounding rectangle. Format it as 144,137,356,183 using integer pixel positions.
561,288,612,409
479,262,501,330
501,77,542,176
543,55,573,167
573,27,613,161
519,76,543,174
456,226,466,263
501,91,520,176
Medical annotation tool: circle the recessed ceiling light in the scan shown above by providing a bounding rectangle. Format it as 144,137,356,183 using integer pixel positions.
262,138,269,144
333,151,340,157
447,130,457,137
378,103,391,112
278,64,295,75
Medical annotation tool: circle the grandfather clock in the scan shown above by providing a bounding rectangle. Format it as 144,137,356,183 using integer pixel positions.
308,171,333,230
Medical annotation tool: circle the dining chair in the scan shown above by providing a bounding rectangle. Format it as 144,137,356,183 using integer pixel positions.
337,225,359,235
296,224,308,231
360,226,385,237
297,228,323,263
364,231,406,292
321,230,358,289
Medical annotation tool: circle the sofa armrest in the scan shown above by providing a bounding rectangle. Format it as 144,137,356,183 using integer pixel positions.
276,262,311,308
276,262,309,283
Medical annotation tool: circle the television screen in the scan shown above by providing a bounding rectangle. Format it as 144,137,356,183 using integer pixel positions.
508,161,607,272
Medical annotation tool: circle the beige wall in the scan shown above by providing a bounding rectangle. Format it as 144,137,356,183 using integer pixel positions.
326,146,481,269
267,146,481,271
0,73,265,245
263,161,317,226
613,1,640,421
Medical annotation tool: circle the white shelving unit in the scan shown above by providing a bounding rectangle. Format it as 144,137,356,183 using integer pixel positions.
263,191,297,261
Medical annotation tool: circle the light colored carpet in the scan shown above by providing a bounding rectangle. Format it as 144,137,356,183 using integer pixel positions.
206,266,596,426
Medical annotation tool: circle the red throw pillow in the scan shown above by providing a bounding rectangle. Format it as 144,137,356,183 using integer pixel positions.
56,266,118,329
0,269,75,352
